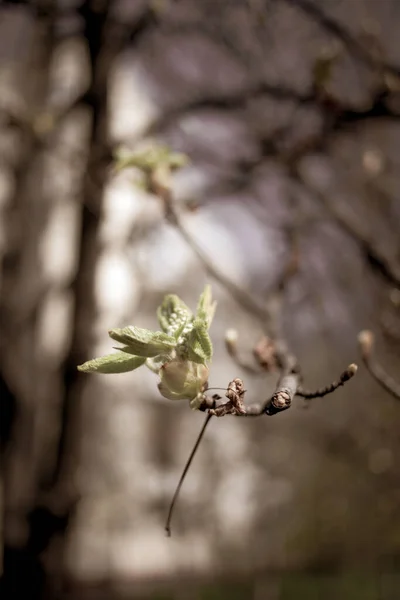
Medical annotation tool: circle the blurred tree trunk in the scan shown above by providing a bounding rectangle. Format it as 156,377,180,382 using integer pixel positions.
0,1,123,597
0,3,57,596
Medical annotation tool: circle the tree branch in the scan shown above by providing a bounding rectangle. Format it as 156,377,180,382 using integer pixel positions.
201,360,358,419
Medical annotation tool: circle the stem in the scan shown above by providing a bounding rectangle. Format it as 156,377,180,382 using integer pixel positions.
165,413,213,537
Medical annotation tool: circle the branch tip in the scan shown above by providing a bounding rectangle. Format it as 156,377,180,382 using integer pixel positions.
342,363,358,382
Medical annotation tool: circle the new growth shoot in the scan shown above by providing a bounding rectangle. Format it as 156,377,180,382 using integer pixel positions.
78,285,216,410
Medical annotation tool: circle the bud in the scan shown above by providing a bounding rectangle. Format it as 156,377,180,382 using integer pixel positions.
158,360,209,402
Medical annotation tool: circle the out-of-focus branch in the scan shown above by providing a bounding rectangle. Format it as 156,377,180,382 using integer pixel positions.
319,192,400,288
281,0,400,78
145,82,315,138
163,189,272,327
224,329,264,375
290,168,400,288
381,289,400,342
381,311,400,343
358,330,400,400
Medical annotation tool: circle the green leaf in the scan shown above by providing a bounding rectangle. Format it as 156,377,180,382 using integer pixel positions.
157,294,193,335
77,352,146,374
186,319,213,364
108,326,176,357
196,284,216,328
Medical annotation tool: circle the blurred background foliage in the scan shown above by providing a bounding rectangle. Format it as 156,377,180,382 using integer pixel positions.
0,0,399,598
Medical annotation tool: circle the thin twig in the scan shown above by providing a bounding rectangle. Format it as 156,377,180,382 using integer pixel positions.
165,413,213,537
296,363,358,399
358,330,400,400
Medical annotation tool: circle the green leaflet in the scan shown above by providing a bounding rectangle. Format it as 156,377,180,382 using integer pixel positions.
186,319,213,364
196,284,216,328
77,352,146,374
108,326,176,357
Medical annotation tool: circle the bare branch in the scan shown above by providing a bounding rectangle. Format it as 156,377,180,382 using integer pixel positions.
145,82,316,138
202,358,358,418
358,330,400,400
296,363,358,399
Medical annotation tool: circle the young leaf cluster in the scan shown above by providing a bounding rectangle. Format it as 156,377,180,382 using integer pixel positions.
77,286,216,409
